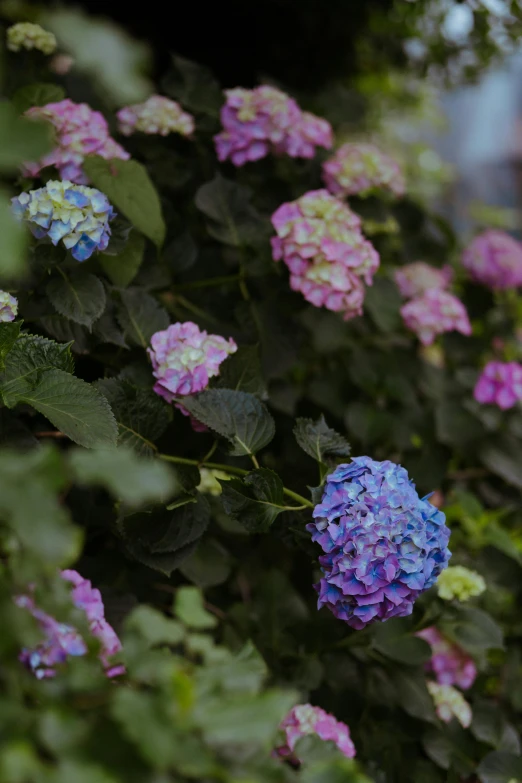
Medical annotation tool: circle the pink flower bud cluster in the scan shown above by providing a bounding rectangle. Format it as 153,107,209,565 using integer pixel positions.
117,95,195,137
394,262,453,299
23,99,129,184
400,289,472,346
271,189,379,320
322,143,405,198
474,360,522,410
275,704,356,762
214,86,333,166
417,626,476,690
462,230,522,290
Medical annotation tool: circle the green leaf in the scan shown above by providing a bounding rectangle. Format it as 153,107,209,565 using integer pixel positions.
477,751,522,783
83,156,165,247
215,344,267,398
436,399,481,447
195,174,268,247
0,321,21,370
111,690,178,768
393,669,437,722
0,334,74,407
116,288,169,348
174,586,216,629
165,231,198,273
364,277,402,332
95,378,170,456
0,188,27,279
180,538,232,587
39,316,90,354
68,446,175,506
162,54,222,116
440,606,504,654
0,103,53,172
124,605,184,646
17,369,117,448
294,414,351,467
180,389,275,456
481,436,522,490
100,229,145,287
46,270,106,328
12,83,66,114
372,618,431,665
220,468,286,533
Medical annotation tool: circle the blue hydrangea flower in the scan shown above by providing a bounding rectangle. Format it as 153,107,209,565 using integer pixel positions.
12,180,114,262
307,457,451,629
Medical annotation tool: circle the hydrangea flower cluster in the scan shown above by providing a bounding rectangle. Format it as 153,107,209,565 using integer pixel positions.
394,262,453,300
400,289,472,346
7,22,57,55
417,626,476,690
275,704,356,761
12,180,115,262
148,322,237,401
462,230,522,289
117,95,195,137
271,190,379,320
16,570,124,679
437,566,486,602
427,682,472,728
322,143,405,198
307,457,451,630
474,361,522,410
214,86,333,166
23,99,129,184
0,291,18,322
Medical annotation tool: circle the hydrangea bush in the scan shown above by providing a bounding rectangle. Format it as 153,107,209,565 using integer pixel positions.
0,6,521,783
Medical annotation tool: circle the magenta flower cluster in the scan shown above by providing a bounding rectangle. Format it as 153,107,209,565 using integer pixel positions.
323,143,405,198
474,361,522,410
417,626,476,690
16,570,124,679
394,262,453,299
462,230,522,290
271,189,379,320
23,99,129,184
276,704,356,761
148,321,237,403
307,457,451,630
400,289,472,346
214,86,333,166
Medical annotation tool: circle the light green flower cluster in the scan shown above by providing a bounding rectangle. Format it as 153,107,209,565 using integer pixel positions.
196,468,231,496
7,22,57,55
427,682,472,728
436,565,486,602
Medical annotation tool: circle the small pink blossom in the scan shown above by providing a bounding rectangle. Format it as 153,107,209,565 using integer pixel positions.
323,143,405,198
276,704,356,762
474,360,522,410
117,95,195,137
417,627,476,690
395,262,453,299
462,230,522,289
400,289,472,345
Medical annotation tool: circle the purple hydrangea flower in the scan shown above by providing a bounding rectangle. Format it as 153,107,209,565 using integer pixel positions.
12,180,114,262
322,143,405,198
462,230,522,290
307,457,451,630
0,291,18,322
474,360,522,410
23,99,129,184
214,86,333,166
271,189,379,321
148,321,238,403
400,289,472,346
394,262,453,300
16,569,124,679
276,704,356,761
417,626,476,690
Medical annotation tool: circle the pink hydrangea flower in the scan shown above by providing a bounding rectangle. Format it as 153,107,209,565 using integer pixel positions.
148,321,237,403
322,143,405,198
427,682,472,728
276,704,356,762
395,262,453,300
400,289,472,345
462,230,522,289
117,95,195,137
271,189,379,320
23,99,129,184
214,86,333,166
417,627,476,690
16,569,124,679
474,361,522,410
0,290,18,322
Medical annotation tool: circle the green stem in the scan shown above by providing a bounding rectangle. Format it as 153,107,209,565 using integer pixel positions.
157,453,314,508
